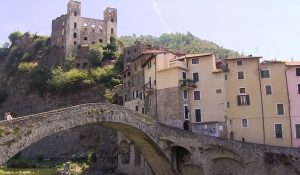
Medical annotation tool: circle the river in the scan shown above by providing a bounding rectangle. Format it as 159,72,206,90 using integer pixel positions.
0,168,81,175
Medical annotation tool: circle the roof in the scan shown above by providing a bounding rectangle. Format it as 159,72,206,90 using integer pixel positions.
261,60,285,64
130,49,166,63
171,53,213,61
286,61,300,66
141,54,156,67
213,69,225,73
226,56,262,60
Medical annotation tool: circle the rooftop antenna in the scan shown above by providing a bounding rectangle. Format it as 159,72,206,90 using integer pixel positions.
291,57,294,62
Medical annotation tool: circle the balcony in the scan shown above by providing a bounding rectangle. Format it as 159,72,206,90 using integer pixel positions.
179,79,197,89
143,81,154,94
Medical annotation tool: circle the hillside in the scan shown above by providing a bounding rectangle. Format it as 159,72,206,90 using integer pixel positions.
119,32,239,58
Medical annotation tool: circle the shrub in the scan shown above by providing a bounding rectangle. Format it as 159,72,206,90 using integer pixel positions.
8,31,23,44
62,56,76,70
0,42,10,60
0,90,8,105
90,65,115,83
18,62,38,72
48,67,93,94
30,66,51,96
21,51,33,61
88,44,104,66
104,89,118,103
34,36,49,50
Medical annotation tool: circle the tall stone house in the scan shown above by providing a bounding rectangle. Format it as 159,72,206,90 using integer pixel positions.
51,0,117,68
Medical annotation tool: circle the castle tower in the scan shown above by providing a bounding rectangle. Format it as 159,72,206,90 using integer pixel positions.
104,8,117,43
66,0,82,56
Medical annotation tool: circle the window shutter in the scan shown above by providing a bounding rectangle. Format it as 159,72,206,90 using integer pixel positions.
237,95,241,106
246,95,250,105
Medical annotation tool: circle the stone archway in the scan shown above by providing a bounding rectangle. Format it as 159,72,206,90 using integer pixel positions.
0,103,175,175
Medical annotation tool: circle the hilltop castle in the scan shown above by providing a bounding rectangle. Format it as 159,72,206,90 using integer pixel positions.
51,0,117,57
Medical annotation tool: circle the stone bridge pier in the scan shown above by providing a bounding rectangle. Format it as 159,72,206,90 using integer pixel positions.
0,103,299,175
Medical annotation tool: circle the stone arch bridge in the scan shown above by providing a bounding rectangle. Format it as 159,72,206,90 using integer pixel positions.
0,103,300,175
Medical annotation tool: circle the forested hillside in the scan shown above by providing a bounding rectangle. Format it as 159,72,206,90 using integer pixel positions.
120,32,239,58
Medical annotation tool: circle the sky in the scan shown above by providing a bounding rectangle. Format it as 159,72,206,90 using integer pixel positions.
0,0,299,60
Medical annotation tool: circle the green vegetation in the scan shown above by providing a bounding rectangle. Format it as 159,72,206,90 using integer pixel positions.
8,31,23,44
17,62,37,72
0,43,10,61
120,32,239,58
88,43,104,66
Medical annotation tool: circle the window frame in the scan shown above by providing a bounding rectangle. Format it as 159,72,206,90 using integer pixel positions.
193,91,201,101
184,105,189,120
261,69,271,78
274,123,283,139
239,87,246,94
236,60,243,66
241,118,248,128
265,85,272,95
237,71,245,80
295,124,300,139
276,103,285,116
193,72,199,82
183,90,188,100
194,109,202,123
296,68,300,76
298,84,300,94
191,58,199,65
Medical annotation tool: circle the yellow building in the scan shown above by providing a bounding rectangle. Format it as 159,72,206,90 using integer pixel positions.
260,61,291,147
225,56,265,144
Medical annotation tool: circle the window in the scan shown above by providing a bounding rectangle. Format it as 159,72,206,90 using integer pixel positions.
194,91,201,100
149,97,152,107
74,22,77,28
237,71,244,80
237,95,250,106
236,60,243,66
225,74,228,80
296,124,300,139
265,85,272,95
136,90,139,99
134,48,137,53
74,11,77,16
239,88,246,94
127,50,131,55
261,70,270,78
195,109,201,122
148,62,152,69
132,92,135,99
83,23,88,27
227,102,230,108
182,72,187,79
124,94,127,101
111,28,114,34
84,37,88,40
73,32,77,38
149,77,152,89
298,84,300,94
111,18,114,22
216,89,222,94
74,41,76,45
275,124,283,138
183,90,188,100
277,104,284,115
241,118,248,128
296,68,300,76
135,106,139,112
191,58,199,64
92,42,95,44
142,108,145,114
99,39,103,43
193,72,199,82
184,105,189,119
127,72,131,77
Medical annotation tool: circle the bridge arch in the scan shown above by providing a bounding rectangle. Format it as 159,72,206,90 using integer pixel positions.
0,103,175,175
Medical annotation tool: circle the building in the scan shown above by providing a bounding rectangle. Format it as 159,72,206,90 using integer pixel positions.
286,62,300,147
260,60,291,147
225,56,265,144
51,0,117,58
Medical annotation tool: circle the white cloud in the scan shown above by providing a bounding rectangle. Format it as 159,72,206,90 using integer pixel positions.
150,0,171,33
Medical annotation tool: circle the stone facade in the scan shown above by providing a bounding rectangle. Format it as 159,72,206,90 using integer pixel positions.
51,0,117,57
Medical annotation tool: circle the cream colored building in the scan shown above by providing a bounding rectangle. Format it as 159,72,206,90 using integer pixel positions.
225,56,265,144
260,61,291,147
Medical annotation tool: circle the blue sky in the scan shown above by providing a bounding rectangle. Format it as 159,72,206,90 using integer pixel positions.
0,0,299,60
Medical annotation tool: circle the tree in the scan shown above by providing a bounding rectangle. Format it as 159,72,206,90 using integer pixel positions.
8,31,23,44
88,44,104,66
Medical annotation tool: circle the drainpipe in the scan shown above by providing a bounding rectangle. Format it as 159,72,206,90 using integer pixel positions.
285,68,293,147
155,56,158,122
258,59,266,145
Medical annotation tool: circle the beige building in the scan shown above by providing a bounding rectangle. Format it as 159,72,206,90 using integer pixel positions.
225,56,265,144
260,61,291,147
142,53,227,136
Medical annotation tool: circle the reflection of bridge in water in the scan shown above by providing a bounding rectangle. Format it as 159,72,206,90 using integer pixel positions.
0,103,299,175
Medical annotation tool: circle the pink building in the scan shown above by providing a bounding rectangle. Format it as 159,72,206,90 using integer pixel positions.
286,62,300,147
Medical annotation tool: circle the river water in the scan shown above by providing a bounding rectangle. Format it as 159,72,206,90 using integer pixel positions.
0,168,80,175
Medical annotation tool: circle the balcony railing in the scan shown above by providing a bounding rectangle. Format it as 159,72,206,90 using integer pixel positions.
179,79,197,88
143,81,154,93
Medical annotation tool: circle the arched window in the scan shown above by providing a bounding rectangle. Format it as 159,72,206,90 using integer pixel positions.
119,140,130,164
